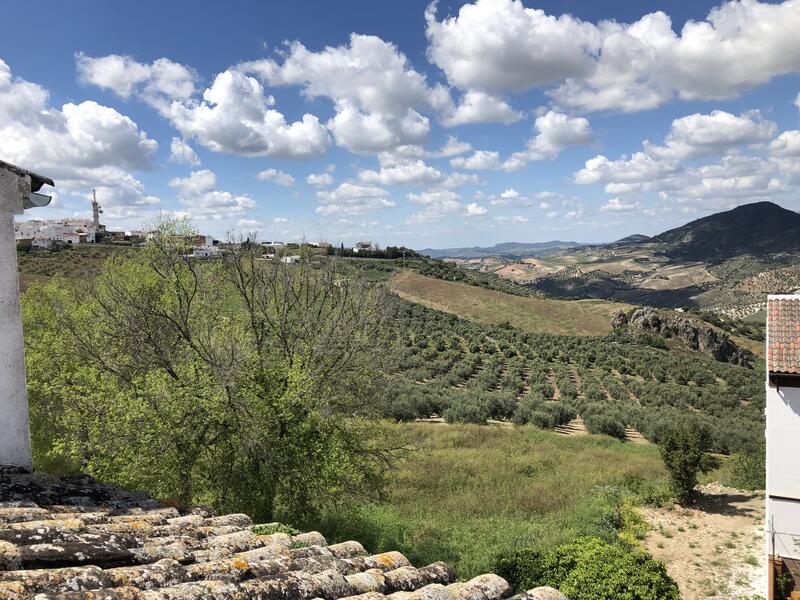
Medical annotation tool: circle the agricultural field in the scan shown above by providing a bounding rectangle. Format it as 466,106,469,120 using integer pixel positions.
379,294,765,455
17,244,128,291
389,270,629,336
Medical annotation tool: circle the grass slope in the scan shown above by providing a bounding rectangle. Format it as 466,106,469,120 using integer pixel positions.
314,422,667,579
389,270,629,336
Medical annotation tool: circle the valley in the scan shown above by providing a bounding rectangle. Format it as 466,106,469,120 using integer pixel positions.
436,202,800,319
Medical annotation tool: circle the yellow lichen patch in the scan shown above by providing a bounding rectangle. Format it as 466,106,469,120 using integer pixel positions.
232,558,249,571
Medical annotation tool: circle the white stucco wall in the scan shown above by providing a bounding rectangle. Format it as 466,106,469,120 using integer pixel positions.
0,170,32,470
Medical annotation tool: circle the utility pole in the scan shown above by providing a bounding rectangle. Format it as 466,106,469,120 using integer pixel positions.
0,160,54,471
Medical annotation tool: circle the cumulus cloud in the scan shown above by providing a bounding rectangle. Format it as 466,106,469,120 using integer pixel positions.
503,110,593,170
450,150,501,170
442,90,522,126
316,182,395,215
645,110,776,160
426,0,800,113
76,53,197,111
166,70,330,159
426,0,597,93
169,169,256,219
574,152,680,185
0,59,159,212
358,160,443,186
600,197,641,212
169,137,200,165
307,171,335,187
241,34,450,153
257,168,295,186
406,189,487,223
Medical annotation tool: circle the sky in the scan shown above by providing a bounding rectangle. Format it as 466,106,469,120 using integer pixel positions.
1,0,799,248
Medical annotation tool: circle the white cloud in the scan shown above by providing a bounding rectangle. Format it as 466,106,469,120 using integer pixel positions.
257,168,295,186
169,137,200,165
273,217,289,223
307,171,335,187
316,182,395,215
238,218,264,228
169,169,256,219
768,130,800,158
76,53,197,111
358,160,443,186
0,59,159,211
450,150,501,170
438,172,482,189
574,152,680,185
406,189,487,223
241,33,450,153
600,197,640,212
426,0,800,113
503,110,593,170
426,0,597,93
166,69,330,159
442,90,522,126
646,110,776,160
494,215,529,223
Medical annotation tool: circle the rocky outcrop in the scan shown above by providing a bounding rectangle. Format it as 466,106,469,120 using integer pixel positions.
0,468,560,599
612,307,752,367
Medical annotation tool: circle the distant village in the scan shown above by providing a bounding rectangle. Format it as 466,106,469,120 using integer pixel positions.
13,191,387,262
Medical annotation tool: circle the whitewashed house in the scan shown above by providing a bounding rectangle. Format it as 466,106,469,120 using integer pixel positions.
766,294,800,596
191,234,221,258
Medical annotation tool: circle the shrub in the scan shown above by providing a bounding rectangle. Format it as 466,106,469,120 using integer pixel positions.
658,419,715,504
251,522,301,536
496,537,680,600
729,445,765,491
584,414,626,440
443,397,489,424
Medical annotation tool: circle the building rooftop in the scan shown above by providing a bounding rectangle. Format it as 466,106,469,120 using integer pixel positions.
0,468,560,599
768,295,800,374
0,160,53,192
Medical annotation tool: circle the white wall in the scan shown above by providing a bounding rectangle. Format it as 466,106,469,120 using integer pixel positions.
766,382,800,559
0,171,32,470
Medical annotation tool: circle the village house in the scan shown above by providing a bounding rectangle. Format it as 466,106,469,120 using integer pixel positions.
766,294,800,596
353,241,375,253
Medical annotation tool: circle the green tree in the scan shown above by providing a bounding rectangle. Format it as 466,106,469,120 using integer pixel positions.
23,220,399,521
658,419,715,504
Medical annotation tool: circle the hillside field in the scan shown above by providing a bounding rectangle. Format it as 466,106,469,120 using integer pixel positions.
389,270,629,336
313,422,668,578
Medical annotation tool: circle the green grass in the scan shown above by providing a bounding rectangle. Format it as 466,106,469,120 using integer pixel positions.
389,270,630,336
311,422,668,579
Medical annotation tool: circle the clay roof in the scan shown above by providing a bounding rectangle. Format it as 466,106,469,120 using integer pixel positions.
768,295,800,374
0,468,560,599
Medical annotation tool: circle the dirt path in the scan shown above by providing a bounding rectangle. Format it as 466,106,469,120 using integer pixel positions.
641,483,765,600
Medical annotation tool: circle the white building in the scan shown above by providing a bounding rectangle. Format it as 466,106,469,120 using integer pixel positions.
353,241,374,253
280,255,301,264
766,294,800,595
191,234,221,258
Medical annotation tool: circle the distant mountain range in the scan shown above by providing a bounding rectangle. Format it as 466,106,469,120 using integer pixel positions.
423,202,800,263
420,240,584,259
426,202,800,317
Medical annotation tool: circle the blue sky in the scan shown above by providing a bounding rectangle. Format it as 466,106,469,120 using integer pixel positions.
2,0,799,248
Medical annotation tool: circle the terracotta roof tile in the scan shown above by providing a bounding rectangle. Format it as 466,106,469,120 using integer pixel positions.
768,295,800,374
0,468,565,599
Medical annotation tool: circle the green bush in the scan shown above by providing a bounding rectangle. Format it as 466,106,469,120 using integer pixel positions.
443,397,489,424
495,537,680,600
251,522,301,536
584,414,626,440
729,445,765,491
658,419,715,504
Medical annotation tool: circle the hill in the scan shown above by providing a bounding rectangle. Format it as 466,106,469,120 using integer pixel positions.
445,202,800,318
420,240,582,259
653,201,800,262
389,270,628,335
